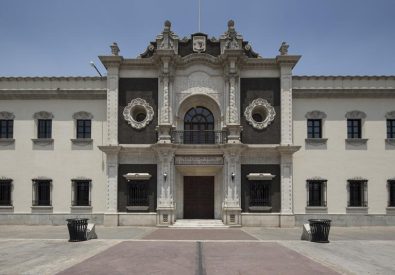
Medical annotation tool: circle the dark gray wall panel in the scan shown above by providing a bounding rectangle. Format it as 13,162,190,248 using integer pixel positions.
240,78,281,144
241,164,281,213
118,78,158,144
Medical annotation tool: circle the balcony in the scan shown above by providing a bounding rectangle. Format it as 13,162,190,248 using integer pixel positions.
171,130,227,144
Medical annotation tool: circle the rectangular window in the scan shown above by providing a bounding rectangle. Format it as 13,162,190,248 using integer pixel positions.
0,180,12,206
127,181,148,206
347,119,361,138
0,120,13,139
307,180,326,207
33,180,51,206
38,119,52,139
72,180,90,206
307,119,322,138
389,180,395,207
77,119,91,139
348,180,367,207
249,181,271,207
387,119,395,139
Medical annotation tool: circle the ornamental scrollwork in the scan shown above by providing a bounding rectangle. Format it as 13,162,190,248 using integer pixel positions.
385,111,395,119
33,111,54,119
244,98,276,130
305,110,327,119
123,98,154,130
72,111,93,120
345,110,366,119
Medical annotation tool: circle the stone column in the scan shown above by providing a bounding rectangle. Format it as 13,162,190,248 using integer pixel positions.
157,57,173,143
106,62,121,145
153,145,176,226
222,144,245,226
280,64,293,145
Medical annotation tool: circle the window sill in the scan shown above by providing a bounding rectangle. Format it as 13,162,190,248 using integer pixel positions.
0,205,14,212
0,138,15,146
31,206,53,213
386,207,395,215
126,206,150,211
346,206,368,214
385,138,395,146
248,206,272,212
345,138,368,145
305,138,327,145
305,206,328,214
32,138,54,145
71,138,93,145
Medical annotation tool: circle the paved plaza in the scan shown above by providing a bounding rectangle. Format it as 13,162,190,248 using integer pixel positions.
0,225,394,274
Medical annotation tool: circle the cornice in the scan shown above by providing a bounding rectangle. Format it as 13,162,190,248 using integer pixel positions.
293,88,395,98
120,58,157,69
0,76,105,81
175,53,222,68
0,89,106,99
275,55,301,69
98,55,123,69
293,75,395,80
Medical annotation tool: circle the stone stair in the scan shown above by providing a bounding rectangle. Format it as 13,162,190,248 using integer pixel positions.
170,219,229,228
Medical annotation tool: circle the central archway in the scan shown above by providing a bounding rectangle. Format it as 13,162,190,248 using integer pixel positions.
184,106,215,144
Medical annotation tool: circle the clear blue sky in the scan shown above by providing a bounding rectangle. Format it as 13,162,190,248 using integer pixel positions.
1,0,394,76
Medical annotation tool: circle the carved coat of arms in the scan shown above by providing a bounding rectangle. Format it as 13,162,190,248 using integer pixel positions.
193,36,206,53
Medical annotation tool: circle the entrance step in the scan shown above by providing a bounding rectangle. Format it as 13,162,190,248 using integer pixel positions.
170,219,229,228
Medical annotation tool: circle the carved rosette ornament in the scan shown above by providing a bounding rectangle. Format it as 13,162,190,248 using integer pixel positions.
123,98,154,130
244,98,276,130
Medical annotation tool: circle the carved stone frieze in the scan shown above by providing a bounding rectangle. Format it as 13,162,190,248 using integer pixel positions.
123,98,154,129
345,110,366,119
244,98,276,130
0,111,14,120
72,111,93,120
174,155,224,166
33,111,54,119
305,110,327,119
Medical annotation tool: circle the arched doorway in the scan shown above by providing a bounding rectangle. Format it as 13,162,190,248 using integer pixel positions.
184,106,215,144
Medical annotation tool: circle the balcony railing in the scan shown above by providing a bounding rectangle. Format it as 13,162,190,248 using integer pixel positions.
171,130,227,144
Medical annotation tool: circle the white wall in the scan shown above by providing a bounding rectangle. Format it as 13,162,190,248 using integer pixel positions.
0,99,107,213
293,97,395,214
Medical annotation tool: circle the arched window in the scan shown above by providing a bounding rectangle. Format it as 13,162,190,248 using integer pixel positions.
184,107,214,144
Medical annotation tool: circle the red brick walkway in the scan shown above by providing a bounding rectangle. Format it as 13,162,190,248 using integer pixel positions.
58,241,339,275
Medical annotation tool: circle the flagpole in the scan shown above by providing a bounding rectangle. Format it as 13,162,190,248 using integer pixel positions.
198,0,201,32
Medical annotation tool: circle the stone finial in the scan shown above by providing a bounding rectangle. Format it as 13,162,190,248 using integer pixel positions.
279,42,289,55
228,20,235,29
110,42,120,56
164,20,171,31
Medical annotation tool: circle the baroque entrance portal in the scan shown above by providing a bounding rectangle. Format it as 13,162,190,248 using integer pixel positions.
183,176,214,219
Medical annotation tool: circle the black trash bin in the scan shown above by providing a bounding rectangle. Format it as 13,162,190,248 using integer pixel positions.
66,218,88,242
308,219,331,243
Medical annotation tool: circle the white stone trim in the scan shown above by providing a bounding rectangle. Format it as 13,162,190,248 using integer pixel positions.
123,173,152,181
246,173,275,181
244,98,276,130
305,110,327,119
123,98,154,130
385,111,395,119
33,111,54,119
72,111,93,120
0,111,14,120
345,110,366,119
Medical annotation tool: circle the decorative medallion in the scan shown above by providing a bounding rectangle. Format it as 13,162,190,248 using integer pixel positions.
244,98,276,130
123,98,154,130
193,36,206,53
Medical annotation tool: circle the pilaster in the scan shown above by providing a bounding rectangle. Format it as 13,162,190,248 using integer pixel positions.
152,144,176,226
222,144,246,226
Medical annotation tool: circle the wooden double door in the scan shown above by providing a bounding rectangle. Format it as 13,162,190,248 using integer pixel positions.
183,176,214,219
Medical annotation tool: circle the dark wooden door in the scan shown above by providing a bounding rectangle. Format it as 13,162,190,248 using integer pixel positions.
184,176,214,219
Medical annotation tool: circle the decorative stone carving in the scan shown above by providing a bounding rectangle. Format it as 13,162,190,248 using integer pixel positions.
193,36,206,53
72,111,93,120
247,173,275,181
33,111,53,119
220,20,243,54
385,111,395,119
161,77,170,123
306,176,327,181
0,112,14,120
305,110,327,119
174,155,224,166
110,42,120,56
123,98,154,130
244,98,276,130
156,20,179,54
345,110,366,119
279,42,289,55
228,77,238,123
123,173,152,181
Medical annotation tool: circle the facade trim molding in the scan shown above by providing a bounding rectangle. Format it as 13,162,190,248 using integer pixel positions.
345,110,366,119
305,110,327,119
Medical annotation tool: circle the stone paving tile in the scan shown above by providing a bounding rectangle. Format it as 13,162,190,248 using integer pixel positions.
143,228,257,240
58,241,339,275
